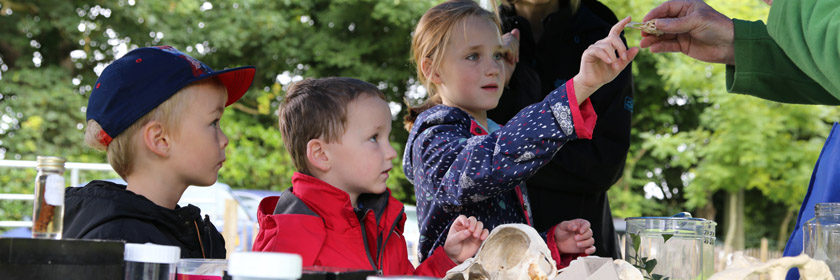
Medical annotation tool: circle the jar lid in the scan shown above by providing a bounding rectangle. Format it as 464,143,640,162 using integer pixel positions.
625,216,709,222
625,212,717,234
124,243,181,264
228,252,301,278
36,156,66,169
625,212,712,223
815,203,840,214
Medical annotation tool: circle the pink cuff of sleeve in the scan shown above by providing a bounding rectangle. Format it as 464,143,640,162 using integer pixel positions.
546,224,588,269
566,78,597,139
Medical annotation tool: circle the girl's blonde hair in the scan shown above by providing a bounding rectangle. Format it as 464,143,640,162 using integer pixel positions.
405,0,502,131
85,78,225,179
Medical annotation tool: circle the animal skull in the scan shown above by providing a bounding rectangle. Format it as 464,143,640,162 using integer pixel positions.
444,224,558,280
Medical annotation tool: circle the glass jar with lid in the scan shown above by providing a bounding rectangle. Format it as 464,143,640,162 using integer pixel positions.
624,212,717,280
31,156,67,239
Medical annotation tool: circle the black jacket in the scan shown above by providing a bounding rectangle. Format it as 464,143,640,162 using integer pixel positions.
488,0,633,259
63,180,226,258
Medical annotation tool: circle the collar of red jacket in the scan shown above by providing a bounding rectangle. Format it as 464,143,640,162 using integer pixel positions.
289,172,403,229
291,172,356,209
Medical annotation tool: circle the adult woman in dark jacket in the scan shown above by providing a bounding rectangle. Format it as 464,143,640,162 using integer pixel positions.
490,0,633,259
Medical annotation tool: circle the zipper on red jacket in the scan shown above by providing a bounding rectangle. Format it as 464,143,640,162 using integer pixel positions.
358,208,381,274
377,208,405,271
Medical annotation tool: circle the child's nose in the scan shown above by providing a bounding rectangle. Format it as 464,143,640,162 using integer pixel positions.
384,143,398,160
486,59,501,76
219,130,229,149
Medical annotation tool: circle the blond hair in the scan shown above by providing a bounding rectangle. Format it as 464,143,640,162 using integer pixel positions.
404,0,502,131
278,77,385,175
85,78,225,178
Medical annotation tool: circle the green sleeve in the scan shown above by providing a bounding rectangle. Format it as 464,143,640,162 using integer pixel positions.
767,0,840,102
725,19,840,105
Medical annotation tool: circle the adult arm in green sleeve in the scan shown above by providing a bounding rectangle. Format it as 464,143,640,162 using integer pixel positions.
766,0,840,102
725,19,840,105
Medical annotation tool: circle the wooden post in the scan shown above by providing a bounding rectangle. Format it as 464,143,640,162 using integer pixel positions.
759,237,769,280
224,199,238,259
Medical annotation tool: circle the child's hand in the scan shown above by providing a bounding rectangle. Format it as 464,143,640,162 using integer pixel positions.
443,215,490,264
501,28,520,86
553,219,596,255
573,16,639,104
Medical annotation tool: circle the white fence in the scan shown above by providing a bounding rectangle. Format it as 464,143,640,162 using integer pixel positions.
0,159,115,228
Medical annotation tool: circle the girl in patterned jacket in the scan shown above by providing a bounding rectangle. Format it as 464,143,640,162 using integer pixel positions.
402,0,638,268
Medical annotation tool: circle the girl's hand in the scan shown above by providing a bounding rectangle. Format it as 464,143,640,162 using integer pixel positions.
501,28,520,86
443,215,490,264
573,16,639,103
553,219,596,255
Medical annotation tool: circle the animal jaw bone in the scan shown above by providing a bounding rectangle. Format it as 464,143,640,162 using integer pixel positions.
627,20,663,36
444,224,558,280
709,254,833,280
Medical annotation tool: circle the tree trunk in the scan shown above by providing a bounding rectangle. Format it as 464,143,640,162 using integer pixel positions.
777,208,795,250
723,189,745,251
696,192,717,221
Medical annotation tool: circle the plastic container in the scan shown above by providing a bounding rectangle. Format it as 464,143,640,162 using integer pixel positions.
624,212,716,280
228,252,302,280
176,258,228,280
124,243,181,280
803,202,840,278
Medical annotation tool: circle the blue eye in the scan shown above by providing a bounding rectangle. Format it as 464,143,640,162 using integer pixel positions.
466,53,478,61
369,134,378,143
211,119,220,127
493,52,504,60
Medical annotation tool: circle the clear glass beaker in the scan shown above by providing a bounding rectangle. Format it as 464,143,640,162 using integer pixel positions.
625,213,717,280
803,202,840,278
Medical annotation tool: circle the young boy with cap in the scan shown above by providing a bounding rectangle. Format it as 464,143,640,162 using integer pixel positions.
252,77,488,277
63,46,255,258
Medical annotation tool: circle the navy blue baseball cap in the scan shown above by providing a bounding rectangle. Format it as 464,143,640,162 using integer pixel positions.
86,46,255,146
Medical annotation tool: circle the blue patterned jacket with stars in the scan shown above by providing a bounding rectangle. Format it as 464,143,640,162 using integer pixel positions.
403,81,596,267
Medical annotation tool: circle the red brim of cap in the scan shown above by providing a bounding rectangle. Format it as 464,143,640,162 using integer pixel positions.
214,66,256,106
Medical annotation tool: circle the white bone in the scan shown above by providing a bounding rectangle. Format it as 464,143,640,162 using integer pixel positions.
709,254,833,280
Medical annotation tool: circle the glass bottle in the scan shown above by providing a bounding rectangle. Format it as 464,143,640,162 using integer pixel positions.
803,202,840,278
31,156,67,239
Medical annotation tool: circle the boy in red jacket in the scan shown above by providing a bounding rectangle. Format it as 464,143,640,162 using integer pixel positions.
253,77,489,277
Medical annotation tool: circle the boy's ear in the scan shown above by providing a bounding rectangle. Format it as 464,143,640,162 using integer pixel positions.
306,139,330,172
141,121,170,157
420,58,442,85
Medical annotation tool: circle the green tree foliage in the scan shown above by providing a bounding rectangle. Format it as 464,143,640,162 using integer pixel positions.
0,0,433,231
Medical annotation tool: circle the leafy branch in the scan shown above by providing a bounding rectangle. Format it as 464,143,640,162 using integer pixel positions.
628,232,672,280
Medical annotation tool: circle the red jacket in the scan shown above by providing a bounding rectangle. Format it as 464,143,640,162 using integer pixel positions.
252,173,457,277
